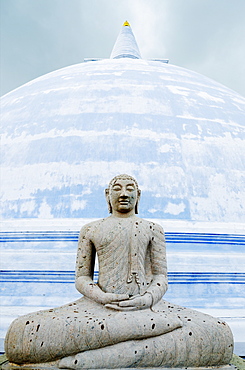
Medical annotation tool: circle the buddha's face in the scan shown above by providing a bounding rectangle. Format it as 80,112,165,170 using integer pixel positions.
109,178,138,214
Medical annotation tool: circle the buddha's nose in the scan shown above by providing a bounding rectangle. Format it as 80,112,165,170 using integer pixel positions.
120,188,128,197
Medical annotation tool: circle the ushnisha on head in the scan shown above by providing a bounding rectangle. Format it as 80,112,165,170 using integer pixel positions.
105,174,141,216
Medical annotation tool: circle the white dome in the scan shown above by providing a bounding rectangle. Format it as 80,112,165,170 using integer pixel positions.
1,28,245,222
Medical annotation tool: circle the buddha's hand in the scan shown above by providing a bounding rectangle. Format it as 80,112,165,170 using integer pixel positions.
105,292,152,311
99,292,130,305
75,276,129,305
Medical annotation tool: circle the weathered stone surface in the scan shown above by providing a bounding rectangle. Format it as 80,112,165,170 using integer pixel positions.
4,175,234,368
2,364,237,370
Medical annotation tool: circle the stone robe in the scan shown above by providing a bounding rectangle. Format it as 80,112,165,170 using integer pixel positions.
76,216,168,300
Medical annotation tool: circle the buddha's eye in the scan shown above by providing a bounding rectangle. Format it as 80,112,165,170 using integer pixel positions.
112,185,121,191
126,186,135,191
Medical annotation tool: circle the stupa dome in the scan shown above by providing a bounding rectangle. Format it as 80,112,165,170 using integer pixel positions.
1,24,245,356
1,23,245,222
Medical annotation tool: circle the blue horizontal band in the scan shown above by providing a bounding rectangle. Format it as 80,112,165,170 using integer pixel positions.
1,231,244,245
1,270,244,284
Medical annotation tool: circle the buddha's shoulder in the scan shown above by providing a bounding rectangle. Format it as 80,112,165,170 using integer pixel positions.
79,218,107,234
135,217,164,233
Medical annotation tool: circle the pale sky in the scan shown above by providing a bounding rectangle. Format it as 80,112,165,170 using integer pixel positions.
1,0,245,97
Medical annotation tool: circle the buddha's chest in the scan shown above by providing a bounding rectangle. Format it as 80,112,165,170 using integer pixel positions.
91,221,150,259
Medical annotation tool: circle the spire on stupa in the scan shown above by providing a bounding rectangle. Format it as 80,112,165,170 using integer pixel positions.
110,21,142,59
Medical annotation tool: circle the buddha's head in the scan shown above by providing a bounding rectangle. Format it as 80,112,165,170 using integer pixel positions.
105,174,141,216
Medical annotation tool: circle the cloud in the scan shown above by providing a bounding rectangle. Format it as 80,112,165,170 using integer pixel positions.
1,0,245,96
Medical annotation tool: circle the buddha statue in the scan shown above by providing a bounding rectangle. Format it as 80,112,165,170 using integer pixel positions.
4,175,233,369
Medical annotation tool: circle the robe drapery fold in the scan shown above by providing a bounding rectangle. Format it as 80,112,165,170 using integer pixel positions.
76,216,167,297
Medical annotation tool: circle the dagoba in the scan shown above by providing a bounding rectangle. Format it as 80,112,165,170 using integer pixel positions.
1,21,244,222
1,22,245,358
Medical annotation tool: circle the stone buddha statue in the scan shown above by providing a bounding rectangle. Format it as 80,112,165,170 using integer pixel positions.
4,175,233,369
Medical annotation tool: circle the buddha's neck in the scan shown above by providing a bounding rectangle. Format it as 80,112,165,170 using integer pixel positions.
111,211,136,218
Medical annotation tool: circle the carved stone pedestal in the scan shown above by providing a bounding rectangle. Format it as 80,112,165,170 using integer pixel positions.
2,363,236,370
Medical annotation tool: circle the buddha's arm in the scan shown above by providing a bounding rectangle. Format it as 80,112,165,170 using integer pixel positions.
75,224,129,305
145,223,168,305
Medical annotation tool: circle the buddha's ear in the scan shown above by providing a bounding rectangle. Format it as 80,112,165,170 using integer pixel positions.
105,188,112,213
135,189,141,214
